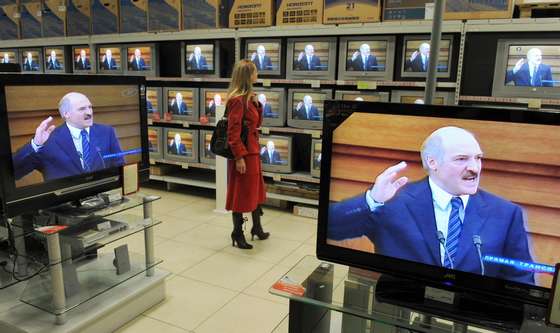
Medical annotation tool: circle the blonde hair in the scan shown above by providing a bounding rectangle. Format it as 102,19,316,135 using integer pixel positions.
227,60,256,104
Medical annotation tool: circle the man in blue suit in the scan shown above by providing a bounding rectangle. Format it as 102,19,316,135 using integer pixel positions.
188,46,208,71
405,42,430,72
251,45,273,71
258,94,276,118
13,92,124,181
349,43,379,71
101,48,118,70
129,48,147,71
168,133,190,156
328,127,534,285
295,44,322,71
170,92,189,115
294,95,320,120
505,48,553,87
260,140,282,165
23,52,39,71
47,50,62,70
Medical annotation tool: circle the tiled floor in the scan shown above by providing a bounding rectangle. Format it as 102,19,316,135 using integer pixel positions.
114,183,318,333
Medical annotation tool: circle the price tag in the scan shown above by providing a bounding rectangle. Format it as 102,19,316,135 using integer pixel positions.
147,119,153,125
262,79,272,87
182,121,190,128
357,81,377,90
193,77,202,82
13,13,21,18
304,129,321,138
425,2,435,19
336,80,347,86
304,80,321,88
273,174,282,182
181,163,189,169
149,158,155,165
528,99,542,109
261,127,270,135
58,5,66,11
36,11,42,17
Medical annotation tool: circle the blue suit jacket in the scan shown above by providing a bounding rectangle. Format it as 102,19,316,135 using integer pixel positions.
294,105,320,120
129,57,146,70
296,55,322,71
328,178,535,285
188,56,208,70
13,123,124,181
505,63,553,87
102,58,117,70
350,55,379,71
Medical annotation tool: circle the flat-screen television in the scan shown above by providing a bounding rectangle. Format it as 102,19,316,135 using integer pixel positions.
254,87,286,127
390,90,455,105
200,88,227,124
244,38,282,76
335,90,390,102
97,45,123,74
310,138,321,178
148,126,163,160
43,46,66,73
286,37,337,81
338,36,396,82
163,87,200,123
199,129,215,165
162,128,198,164
72,46,94,73
0,74,149,217
401,35,454,79
0,49,19,65
182,41,219,77
146,87,163,121
259,134,293,173
318,100,560,327
124,43,158,77
20,48,43,73
287,88,332,129
492,39,560,99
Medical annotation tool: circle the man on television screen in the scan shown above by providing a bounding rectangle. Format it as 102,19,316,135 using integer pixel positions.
258,93,275,118
206,93,222,117
349,43,378,71
405,42,430,72
101,49,117,70
294,95,320,120
146,99,154,114
505,48,553,87
12,92,124,181
188,46,208,71
295,44,321,71
328,126,534,284
170,92,188,115
251,45,273,71
75,49,91,70
23,52,39,71
129,48,147,71
168,133,189,156
47,50,62,70
2,52,11,64
260,140,281,165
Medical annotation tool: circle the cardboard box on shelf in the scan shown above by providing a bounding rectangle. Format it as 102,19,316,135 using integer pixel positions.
276,0,322,25
66,0,91,36
323,0,380,24
42,0,66,37
19,1,42,38
120,0,147,33
182,0,226,29
0,4,20,40
148,0,181,32
91,0,118,34
227,0,273,28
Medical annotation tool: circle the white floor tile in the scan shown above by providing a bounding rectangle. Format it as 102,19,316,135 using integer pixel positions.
173,223,232,251
156,239,216,274
115,314,190,333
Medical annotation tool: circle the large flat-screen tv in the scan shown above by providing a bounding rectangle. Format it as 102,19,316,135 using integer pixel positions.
310,138,321,178
124,43,159,77
20,48,43,73
200,88,227,124
72,46,94,73
259,134,293,173
148,126,163,160
43,46,67,74
401,35,454,79
286,37,337,81
162,128,198,164
146,86,163,121
0,49,19,65
338,36,396,82
199,129,215,165
254,87,286,127
318,100,560,327
182,41,220,78
244,38,283,77
163,87,200,123
97,45,123,74
335,90,390,102
390,90,455,105
492,39,560,99
0,74,149,217
287,88,332,129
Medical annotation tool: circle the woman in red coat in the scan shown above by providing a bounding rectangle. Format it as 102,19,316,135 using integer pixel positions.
226,59,269,249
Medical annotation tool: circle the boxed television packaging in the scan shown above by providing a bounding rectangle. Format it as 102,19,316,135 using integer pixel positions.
182,0,226,29
91,0,119,34
276,0,322,25
227,0,274,28
66,0,91,36
323,0,380,24
382,0,513,20
42,0,66,37
0,3,20,40
120,0,147,33
148,0,180,32
19,1,42,39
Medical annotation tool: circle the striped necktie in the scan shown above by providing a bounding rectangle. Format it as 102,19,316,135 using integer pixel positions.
81,129,92,171
444,197,463,269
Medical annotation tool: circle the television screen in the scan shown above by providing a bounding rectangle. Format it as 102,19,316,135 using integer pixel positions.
287,89,332,129
259,135,293,173
44,47,66,73
335,90,390,102
146,87,162,119
72,46,93,72
184,42,215,74
338,36,396,81
148,126,163,160
286,37,337,80
201,88,227,120
318,100,560,312
199,130,215,165
245,39,282,76
163,128,198,163
401,35,453,78
310,139,321,178
20,49,43,72
126,46,152,72
163,87,200,123
98,46,122,73
0,49,18,64
254,88,286,127
390,90,454,105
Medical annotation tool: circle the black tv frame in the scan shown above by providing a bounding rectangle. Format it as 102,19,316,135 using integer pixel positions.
182,40,220,78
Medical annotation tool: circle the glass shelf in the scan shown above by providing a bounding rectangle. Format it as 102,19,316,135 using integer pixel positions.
0,251,47,290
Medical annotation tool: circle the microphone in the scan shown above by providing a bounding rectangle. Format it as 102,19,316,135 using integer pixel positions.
77,151,89,171
96,147,107,169
473,235,485,276
437,231,454,269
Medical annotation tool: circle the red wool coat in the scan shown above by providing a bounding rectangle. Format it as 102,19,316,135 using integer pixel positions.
225,95,266,213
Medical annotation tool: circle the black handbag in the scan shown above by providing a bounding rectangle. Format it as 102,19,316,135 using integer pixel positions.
210,98,249,159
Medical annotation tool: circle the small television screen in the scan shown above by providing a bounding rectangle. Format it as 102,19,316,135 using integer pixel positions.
310,139,321,178
163,87,200,123
125,44,158,77
72,46,93,72
335,90,390,102
98,46,123,73
20,49,43,73
44,47,66,73
390,90,454,105
163,128,198,163
148,126,163,160
183,41,217,76
492,39,560,99
245,38,282,76
200,88,227,123
286,37,337,80
0,49,19,65
146,87,162,120
287,88,332,129
401,35,454,79
338,36,396,81
259,134,293,173
254,88,286,127
199,129,215,165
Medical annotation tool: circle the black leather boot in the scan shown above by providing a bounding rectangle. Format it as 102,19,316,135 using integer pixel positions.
231,213,253,249
251,206,270,241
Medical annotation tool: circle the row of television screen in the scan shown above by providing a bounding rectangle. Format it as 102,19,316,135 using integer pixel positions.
149,126,321,176
147,86,454,129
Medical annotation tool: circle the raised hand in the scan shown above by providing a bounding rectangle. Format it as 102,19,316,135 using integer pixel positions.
260,146,267,154
513,58,526,74
209,100,214,108
368,161,409,204
410,50,419,61
296,101,303,111
251,52,257,61
189,53,194,61
33,116,55,146
351,51,360,61
298,52,305,62
130,55,134,62
76,55,80,62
